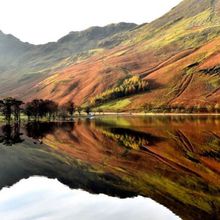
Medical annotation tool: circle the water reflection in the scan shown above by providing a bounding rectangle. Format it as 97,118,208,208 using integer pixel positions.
25,122,75,140
0,177,180,220
0,116,219,220
0,123,23,146
99,127,164,150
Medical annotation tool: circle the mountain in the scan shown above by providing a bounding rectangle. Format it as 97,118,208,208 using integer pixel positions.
0,0,220,110
0,31,32,70
0,23,136,98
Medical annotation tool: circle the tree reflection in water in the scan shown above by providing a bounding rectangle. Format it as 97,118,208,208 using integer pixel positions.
25,122,75,140
0,123,24,146
0,122,75,146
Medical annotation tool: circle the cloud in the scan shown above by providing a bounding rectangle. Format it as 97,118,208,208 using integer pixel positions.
0,176,181,220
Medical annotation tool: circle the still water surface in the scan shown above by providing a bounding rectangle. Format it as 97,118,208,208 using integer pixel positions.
0,116,219,220
0,176,180,220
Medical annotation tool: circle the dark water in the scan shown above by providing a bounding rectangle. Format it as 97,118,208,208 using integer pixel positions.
0,116,219,220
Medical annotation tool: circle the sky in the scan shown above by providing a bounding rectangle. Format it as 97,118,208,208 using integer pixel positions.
0,177,181,220
0,0,182,44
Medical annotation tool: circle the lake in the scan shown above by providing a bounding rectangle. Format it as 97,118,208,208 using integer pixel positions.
0,115,219,220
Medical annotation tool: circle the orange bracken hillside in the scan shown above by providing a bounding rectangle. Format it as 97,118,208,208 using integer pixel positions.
27,36,220,109
0,0,220,110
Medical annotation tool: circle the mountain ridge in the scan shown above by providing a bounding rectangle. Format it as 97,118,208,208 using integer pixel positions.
0,22,137,98
0,22,137,46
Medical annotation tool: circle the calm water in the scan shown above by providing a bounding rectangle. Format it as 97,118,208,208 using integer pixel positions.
0,116,219,220
0,177,180,220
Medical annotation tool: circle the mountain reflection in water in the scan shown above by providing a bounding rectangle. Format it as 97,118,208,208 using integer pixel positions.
0,116,220,220
0,177,180,220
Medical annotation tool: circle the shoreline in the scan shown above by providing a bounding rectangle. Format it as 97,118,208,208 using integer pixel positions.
0,113,220,123
93,112,220,116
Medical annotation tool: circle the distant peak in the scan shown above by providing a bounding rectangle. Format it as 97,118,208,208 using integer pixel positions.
58,22,137,44
68,22,137,35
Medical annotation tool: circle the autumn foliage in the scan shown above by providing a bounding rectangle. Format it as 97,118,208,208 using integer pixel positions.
91,76,149,105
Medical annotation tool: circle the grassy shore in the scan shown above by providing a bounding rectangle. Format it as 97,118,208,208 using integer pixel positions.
0,112,219,123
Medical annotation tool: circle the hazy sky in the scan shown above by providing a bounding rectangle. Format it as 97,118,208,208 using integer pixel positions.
0,0,182,44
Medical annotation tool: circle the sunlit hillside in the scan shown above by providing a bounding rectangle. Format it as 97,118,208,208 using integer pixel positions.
0,0,220,110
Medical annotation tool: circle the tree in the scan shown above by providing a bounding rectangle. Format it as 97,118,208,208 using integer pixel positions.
24,99,58,121
24,99,41,121
64,101,75,119
13,99,23,123
77,106,82,116
85,106,91,115
91,76,149,106
24,102,34,121
0,98,23,123
1,97,15,123
44,100,58,121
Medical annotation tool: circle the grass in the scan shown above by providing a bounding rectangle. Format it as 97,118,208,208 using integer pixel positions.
95,98,131,111
123,8,220,54
96,117,131,127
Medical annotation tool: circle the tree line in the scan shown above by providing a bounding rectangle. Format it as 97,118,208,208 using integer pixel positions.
143,103,220,113
0,97,219,123
0,97,91,123
91,76,149,106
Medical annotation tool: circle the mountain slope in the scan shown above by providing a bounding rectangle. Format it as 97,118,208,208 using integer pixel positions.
0,0,220,109
0,23,136,97
0,31,33,71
